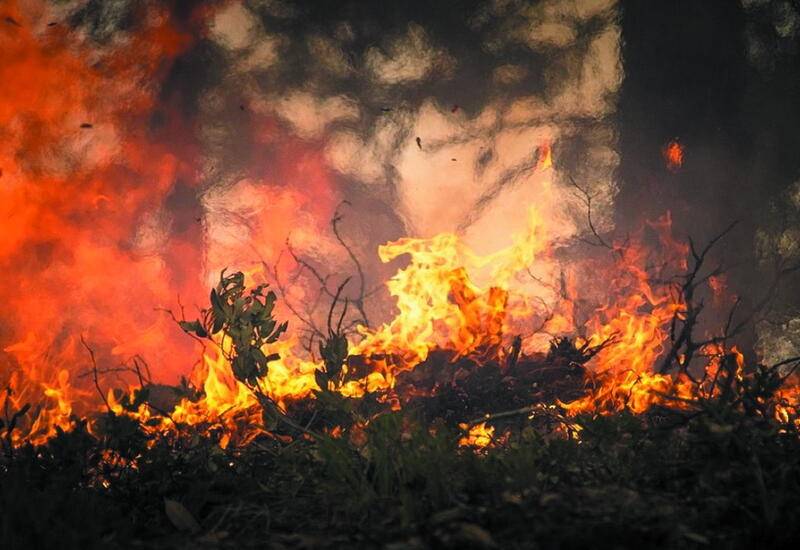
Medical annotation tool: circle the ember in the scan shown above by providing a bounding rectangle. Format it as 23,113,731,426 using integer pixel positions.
663,139,683,171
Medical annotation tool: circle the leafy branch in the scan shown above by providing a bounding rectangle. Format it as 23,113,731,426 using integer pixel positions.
177,270,322,439
314,278,350,392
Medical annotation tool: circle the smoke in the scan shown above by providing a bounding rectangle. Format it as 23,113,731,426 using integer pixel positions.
0,0,624,389
740,0,800,364
0,0,201,387
202,0,622,247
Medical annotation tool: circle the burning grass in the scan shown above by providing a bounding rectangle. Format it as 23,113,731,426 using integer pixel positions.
2,209,800,548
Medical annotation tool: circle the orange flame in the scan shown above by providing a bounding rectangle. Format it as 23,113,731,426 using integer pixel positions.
459,422,495,448
5,187,791,447
663,139,683,171
0,0,203,444
350,207,548,372
537,142,553,170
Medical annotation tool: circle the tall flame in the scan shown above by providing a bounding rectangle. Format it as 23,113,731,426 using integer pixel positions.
352,207,547,366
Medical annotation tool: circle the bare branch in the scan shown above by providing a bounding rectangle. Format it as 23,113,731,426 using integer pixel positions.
80,335,111,413
332,201,371,328
567,176,613,250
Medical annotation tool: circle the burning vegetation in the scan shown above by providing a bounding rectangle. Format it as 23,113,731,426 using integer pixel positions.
7,201,800,451
3,192,800,547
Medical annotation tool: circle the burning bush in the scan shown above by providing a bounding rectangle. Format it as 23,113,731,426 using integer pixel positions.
3,214,800,547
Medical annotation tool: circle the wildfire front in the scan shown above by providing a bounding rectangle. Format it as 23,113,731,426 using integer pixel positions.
2,1,800,549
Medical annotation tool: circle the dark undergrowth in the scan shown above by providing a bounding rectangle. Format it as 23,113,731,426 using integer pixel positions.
2,396,799,550
3,269,800,549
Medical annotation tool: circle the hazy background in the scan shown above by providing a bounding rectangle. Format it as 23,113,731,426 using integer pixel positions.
1,0,799,382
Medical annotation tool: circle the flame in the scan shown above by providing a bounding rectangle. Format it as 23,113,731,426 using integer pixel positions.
0,0,204,444
775,377,800,429
537,142,553,170
663,139,683,171
6,182,795,447
160,206,739,437
459,422,495,448
5,178,796,447
352,207,547,368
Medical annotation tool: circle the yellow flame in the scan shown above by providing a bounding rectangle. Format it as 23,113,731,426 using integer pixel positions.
352,207,547,366
459,422,495,448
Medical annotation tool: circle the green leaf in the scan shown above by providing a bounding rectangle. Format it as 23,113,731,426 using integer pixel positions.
251,347,267,365
335,336,348,359
231,356,246,382
315,369,329,391
259,319,276,337
209,289,226,333
248,299,263,316
210,288,223,311
266,321,288,343
178,320,208,339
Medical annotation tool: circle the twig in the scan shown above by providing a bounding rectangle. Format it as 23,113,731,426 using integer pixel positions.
157,306,209,354
464,402,577,430
81,335,111,413
506,335,522,370
256,392,324,441
269,252,326,341
327,277,351,335
332,201,371,328
567,176,613,250
2,391,30,459
657,222,739,375
649,390,701,407
465,405,538,428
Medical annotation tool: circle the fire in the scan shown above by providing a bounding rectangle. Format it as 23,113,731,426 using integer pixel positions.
4,181,793,447
775,378,800,429
459,422,495,448
1,5,796,449
176,207,730,437
0,0,203,445
663,139,683,171
537,142,553,170
352,207,547,368
5,142,797,450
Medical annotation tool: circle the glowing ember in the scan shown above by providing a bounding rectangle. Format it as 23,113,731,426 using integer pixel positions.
663,139,683,171
537,142,553,170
